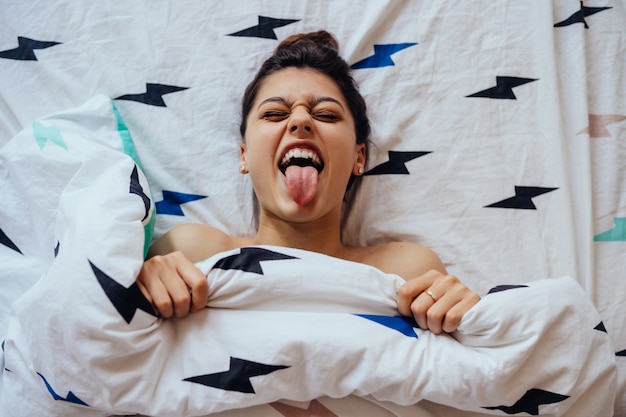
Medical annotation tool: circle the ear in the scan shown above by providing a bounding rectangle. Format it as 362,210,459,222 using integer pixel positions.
239,142,247,165
352,143,366,175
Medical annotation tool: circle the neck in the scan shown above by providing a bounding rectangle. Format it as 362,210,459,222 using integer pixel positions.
253,212,346,257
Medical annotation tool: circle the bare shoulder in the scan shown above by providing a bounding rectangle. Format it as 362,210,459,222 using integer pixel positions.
357,241,447,280
148,223,250,262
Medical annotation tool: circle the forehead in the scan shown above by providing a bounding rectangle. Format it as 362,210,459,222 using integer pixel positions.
255,67,347,106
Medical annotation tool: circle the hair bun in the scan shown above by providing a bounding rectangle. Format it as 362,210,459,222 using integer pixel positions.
276,30,339,53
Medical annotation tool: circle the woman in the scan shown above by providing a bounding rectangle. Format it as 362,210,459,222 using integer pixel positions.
138,31,480,335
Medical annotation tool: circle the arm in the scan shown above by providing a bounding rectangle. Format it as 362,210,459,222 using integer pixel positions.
147,223,228,261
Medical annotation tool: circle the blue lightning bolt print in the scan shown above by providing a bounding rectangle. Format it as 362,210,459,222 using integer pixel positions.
154,190,207,216
351,43,417,69
356,315,418,338
37,373,89,406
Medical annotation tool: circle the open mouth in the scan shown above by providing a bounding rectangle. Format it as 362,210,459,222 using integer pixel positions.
279,148,324,175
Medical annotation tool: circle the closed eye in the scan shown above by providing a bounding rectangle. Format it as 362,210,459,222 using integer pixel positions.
312,111,341,122
262,111,289,121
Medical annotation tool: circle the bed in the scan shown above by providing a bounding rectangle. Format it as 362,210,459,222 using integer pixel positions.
0,1,624,416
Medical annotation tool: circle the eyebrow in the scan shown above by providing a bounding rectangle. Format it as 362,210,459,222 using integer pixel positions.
257,96,345,111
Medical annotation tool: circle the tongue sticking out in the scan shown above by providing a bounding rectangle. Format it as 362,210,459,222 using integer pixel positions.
285,165,319,206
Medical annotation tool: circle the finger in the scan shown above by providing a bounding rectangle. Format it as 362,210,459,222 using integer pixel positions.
441,292,481,333
135,279,162,317
424,276,470,333
178,263,209,313
136,280,153,304
138,256,177,318
397,271,439,316
425,293,455,335
408,291,437,331
147,279,175,319
160,272,192,318
425,277,467,333
425,283,481,333
397,282,417,317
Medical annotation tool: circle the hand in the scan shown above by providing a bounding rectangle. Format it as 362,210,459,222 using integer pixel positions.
136,251,209,319
397,270,481,334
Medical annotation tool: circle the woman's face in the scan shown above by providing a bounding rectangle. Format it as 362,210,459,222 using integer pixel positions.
241,67,365,223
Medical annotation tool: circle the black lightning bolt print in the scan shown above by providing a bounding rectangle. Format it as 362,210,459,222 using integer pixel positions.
485,186,558,210
2,340,7,372
364,151,431,175
466,76,538,99
129,165,151,222
115,83,189,107
213,247,298,275
594,322,608,333
617,350,626,357
184,357,290,393
227,16,300,39
483,388,569,415
487,284,529,294
554,1,612,29
0,228,22,254
89,260,156,323
1,340,8,373
0,36,61,60
2,341,9,373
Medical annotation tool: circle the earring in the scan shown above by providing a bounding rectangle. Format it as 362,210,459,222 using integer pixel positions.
239,164,248,174
357,166,364,175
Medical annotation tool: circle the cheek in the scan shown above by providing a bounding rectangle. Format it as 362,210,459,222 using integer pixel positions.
326,128,358,160
244,134,280,170
247,117,285,141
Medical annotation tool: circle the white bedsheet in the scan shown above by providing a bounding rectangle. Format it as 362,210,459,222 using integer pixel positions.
1,1,624,413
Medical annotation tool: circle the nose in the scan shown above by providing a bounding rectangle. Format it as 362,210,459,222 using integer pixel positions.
287,106,312,135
